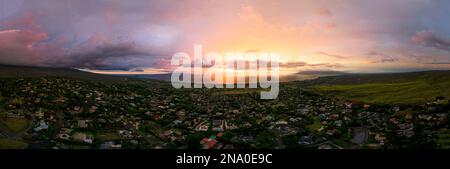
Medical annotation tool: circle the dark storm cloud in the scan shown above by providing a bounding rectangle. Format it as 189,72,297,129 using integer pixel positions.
66,42,164,71
0,0,254,71
0,28,169,70
411,30,450,52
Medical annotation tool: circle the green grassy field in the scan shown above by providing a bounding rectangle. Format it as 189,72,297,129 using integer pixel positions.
310,71,450,104
0,118,30,133
0,139,28,149
437,128,450,149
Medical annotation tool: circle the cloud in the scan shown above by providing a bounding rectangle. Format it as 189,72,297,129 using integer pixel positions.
296,70,345,75
0,29,51,66
0,28,168,70
411,30,450,51
279,61,344,69
367,51,399,63
129,68,145,72
66,42,157,70
280,61,307,68
1,0,450,73
424,62,450,65
314,8,333,17
316,51,347,59
0,0,221,71
307,63,344,68
372,58,398,63
61,32,176,71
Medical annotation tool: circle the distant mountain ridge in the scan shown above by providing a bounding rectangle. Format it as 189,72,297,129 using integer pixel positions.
1,64,449,86
0,64,135,83
301,70,450,85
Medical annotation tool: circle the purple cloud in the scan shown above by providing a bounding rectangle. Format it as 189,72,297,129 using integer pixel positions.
411,30,450,51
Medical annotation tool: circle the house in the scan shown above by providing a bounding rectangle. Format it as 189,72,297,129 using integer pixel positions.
34,120,49,132
397,123,414,137
243,122,252,128
393,106,400,112
176,111,186,118
298,136,313,145
89,106,98,113
318,144,333,149
73,106,83,114
159,130,173,141
172,119,183,126
344,102,353,109
225,121,238,130
275,120,288,125
58,134,71,140
118,130,133,139
200,135,218,149
100,141,122,149
335,120,343,127
418,114,432,121
73,132,94,144
404,113,413,122
35,109,45,119
374,133,386,144
390,118,399,124
77,120,89,128
212,120,224,131
199,125,209,131
326,129,338,136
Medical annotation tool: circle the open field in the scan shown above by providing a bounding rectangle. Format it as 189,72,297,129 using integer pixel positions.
437,128,450,149
0,139,28,149
304,71,450,104
0,118,30,133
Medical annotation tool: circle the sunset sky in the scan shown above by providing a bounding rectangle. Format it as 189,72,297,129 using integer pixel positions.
1,0,450,78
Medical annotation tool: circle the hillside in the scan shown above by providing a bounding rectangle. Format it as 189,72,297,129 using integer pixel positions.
301,71,450,104
0,64,132,82
0,65,171,86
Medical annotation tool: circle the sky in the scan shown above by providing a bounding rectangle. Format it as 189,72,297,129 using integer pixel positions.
1,0,450,77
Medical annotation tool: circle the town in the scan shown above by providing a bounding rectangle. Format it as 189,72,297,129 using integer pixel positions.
0,76,448,149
